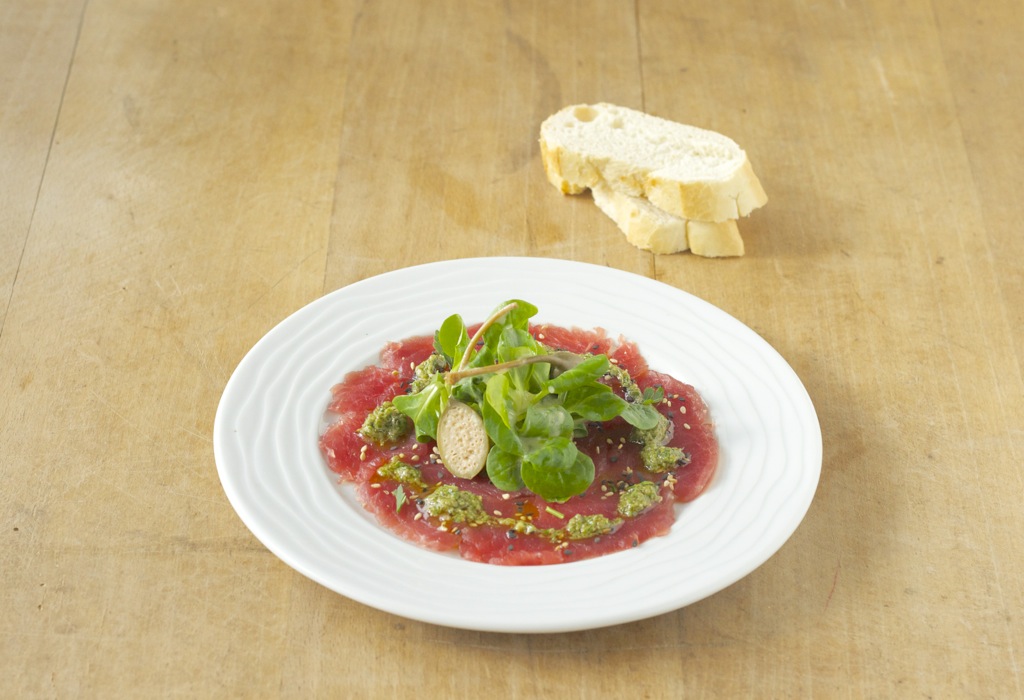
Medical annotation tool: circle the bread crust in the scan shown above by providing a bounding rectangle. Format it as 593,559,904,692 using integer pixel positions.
592,184,744,256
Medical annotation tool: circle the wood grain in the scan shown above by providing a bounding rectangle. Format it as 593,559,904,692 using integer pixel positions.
1,0,1021,696
0,0,87,333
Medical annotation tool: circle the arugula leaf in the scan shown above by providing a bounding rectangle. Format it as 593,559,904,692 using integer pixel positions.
484,373,514,427
486,448,525,491
547,354,610,392
521,438,594,502
481,393,522,454
562,384,626,422
392,373,446,441
500,299,538,329
434,313,468,365
620,402,663,431
520,401,574,439
642,386,665,404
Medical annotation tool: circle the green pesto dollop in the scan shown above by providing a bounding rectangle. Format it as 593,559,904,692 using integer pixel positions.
422,484,489,526
605,363,644,403
631,413,688,473
376,457,426,489
358,401,410,445
640,443,688,473
617,481,662,518
496,517,562,543
564,513,622,540
408,353,449,393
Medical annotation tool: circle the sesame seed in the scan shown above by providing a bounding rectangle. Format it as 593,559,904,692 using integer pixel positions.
414,513,422,521
684,423,691,430
619,437,626,443
502,493,511,500
681,406,687,414
370,483,381,489
438,525,448,532
610,358,619,364
538,333,545,340
617,443,623,450
411,455,420,462
596,446,601,454
606,438,613,445
492,510,502,517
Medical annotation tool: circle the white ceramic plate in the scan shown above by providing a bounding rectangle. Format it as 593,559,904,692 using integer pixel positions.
214,257,821,633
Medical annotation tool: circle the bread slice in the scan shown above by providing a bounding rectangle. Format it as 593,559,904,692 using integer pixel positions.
591,184,745,257
540,103,767,223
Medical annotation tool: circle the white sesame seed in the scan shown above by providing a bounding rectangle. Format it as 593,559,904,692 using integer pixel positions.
683,423,691,430
370,483,381,489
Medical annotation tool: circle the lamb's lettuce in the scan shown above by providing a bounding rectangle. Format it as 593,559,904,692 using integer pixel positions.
392,299,664,502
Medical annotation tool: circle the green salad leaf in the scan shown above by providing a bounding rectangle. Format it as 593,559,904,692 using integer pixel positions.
391,299,667,502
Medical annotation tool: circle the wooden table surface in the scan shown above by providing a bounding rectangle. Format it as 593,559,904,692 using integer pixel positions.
3,0,1022,696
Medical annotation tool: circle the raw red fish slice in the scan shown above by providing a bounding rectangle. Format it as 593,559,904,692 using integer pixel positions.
458,483,676,565
378,335,436,373
530,323,613,355
318,324,719,565
608,337,649,379
356,480,460,553
641,370,718,502
327,365,405,415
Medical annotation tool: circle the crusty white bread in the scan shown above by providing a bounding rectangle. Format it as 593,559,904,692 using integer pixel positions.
590,183,687,254
540,103,767,223
590,184,744,257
